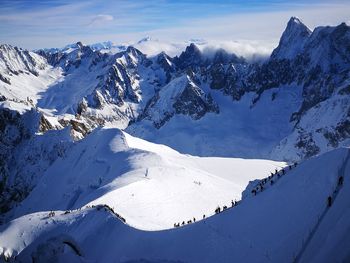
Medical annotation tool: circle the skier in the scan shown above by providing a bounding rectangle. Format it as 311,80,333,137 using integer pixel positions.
338,176,344,186
193,217,196,222
203,214,206,219
327,196,332,207
270,180,274,185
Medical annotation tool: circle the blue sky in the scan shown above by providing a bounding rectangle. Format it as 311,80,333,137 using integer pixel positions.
0,0,349,49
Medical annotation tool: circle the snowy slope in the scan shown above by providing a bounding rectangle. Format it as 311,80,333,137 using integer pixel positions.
1,147,348,262
0,44,62,107
9,127,285,231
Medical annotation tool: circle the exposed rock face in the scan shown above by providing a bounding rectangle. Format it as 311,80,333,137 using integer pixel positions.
156,52,176,83
0,106,79,215
295,130,321,159
0,44,46,79
173,83,219,120
175,43,203,69
139,75,219,128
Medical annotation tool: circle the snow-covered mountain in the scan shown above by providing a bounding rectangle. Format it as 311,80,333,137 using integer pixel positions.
0,17,350,262
40,37,186,57
1,146,349,262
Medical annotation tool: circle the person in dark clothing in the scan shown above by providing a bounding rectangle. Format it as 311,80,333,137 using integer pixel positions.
182,221,185,225
223,206,227,210
339,176,344,186
282,169,285,175
270,180,274,185
327,196,332,207
294,162,297,167
203,214,206,219
193,217,196,222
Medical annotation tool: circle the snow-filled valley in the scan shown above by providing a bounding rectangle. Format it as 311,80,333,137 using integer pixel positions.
0,16,350,262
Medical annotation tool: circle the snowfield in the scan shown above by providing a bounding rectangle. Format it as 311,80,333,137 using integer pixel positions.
8,127,286,231
1,147,349,262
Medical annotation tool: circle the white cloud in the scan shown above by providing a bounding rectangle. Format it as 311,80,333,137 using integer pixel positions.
199,41,276,62
89,14,114,26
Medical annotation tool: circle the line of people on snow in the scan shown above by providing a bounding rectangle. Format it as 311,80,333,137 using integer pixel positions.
327,175,344,208
173,200,239,228
93,204,127,223
54,204,127,224
215,200,239,214
251,162,297,196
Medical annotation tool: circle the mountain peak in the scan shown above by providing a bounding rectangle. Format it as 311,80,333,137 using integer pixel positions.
288,16,302,25
76,41,84,49
285,17,310,34
137,36,152,44
271,16,311,60
175,43,203,69
187,43,201,53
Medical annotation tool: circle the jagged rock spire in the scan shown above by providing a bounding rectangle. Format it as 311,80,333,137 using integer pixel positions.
271,17,312,60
